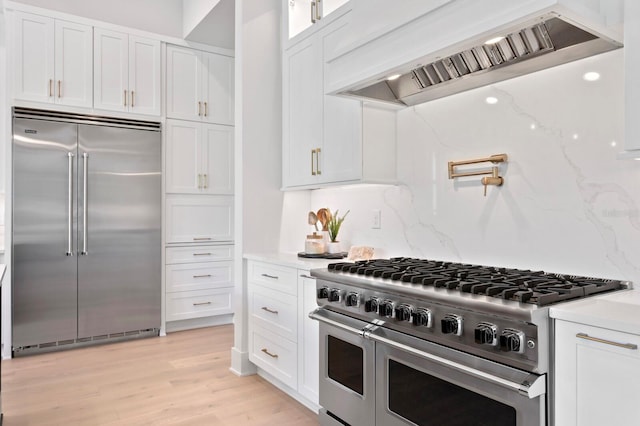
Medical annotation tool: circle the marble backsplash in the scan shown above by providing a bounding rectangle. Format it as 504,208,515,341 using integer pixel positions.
291,49,640,283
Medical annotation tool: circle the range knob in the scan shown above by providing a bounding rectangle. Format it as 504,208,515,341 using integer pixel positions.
474,322,498,346
412,308,432,328
379,300,396,318
365,297,380,313
317,286,329,299
328,288,342,303
345,292,360,307
499,328,525,353
394,304,414,322
441,314,463,336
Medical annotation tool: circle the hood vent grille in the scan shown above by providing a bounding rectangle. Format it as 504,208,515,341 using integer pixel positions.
343,17,620,106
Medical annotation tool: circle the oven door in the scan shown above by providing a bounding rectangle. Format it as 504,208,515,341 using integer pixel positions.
371,326,546,426
315,308,376,426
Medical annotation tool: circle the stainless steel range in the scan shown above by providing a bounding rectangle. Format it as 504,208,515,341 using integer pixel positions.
310,258,631,426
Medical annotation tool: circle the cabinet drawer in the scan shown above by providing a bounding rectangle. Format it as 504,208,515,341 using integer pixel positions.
247,261,297,295
166,195,233,243
166,288,233,321
250,288,297,341
166,262,232,292
249,325,297,389
166,245,233,264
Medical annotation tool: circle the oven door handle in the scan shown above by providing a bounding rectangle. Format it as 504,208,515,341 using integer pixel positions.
309,308,546,399
365,328,546,399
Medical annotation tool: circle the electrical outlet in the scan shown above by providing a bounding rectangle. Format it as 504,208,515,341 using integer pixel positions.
372,209,381,229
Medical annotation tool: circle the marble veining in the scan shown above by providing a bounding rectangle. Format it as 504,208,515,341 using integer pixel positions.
299,48,640,284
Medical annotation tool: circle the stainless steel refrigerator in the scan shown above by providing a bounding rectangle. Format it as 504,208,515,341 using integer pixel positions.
12,108,161,354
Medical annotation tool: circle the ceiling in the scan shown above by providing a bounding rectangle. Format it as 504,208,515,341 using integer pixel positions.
185,0,235,49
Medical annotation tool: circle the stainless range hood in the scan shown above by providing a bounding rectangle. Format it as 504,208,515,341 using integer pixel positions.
342,15,622,106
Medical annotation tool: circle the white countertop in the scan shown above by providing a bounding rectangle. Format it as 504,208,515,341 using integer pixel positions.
550,289,640,335
243,252,346,271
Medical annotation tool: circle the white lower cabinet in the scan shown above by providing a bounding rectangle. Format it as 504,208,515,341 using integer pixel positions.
554,320,640,426
166,245,234,324
247,260,319,409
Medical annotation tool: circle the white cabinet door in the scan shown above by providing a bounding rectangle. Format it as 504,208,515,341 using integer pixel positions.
54,20,92,108
202,52,234,125
166,120,200,194
128,35,160,116
297,272,319,405
165,195,233,243
202,124,234,194
13,12,54,104
166,45,202,121
554,320,640,426
282,36,323,187
93,28,128,112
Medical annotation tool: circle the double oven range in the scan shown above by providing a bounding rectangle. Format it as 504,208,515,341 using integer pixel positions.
310,258,630,426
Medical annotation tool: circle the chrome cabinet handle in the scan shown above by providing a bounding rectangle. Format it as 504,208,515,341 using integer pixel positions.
576,333,638,350
193,301,212,306
193,253,212,257
66,152,74,256
261,348,278,359
261,307,279,315
193,274,212,278
81,153,89,255
193,237,212,241
261,273,279,280
310,1,316,23
124,90,127,106
49,79,53,97
58,80,62,98
131,90,135,107
316,147,321,175
315,0,322,20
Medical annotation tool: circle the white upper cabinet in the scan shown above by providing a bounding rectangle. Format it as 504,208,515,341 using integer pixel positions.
94,28,161,116
286,0,350,41
166,45,234,125
13,12,92,108
166,119,234,195
282,10,396,189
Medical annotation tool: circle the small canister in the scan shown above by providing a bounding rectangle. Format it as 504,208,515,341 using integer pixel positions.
305,232,326,254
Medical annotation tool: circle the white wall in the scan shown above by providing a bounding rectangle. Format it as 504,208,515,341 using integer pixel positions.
306,49,640,284
10,0,184,37
183,0,220,36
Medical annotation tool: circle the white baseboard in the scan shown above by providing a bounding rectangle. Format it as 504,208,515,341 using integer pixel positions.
165,314,233,333
229,346,257,376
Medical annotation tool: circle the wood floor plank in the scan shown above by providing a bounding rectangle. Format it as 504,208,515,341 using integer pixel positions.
1,325,318,425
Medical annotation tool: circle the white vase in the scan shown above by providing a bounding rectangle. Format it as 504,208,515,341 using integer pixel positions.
326,241,341,254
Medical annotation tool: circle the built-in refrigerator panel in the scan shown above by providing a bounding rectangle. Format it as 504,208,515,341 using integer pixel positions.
12,118,79,347
77,124,161,337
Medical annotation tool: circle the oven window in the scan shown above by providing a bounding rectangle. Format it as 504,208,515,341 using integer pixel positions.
327,335,364,395
388,359,516,426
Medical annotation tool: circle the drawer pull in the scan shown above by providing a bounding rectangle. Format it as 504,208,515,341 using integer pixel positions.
193,274,212,278
193,253,213,256
193,237,212,241
261,273,279,280
261,348,278,359
299,274,315,279
576,333,638,350
193,301,212,306
261,307,279,315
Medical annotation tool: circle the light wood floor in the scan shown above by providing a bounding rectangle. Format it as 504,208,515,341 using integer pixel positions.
1,325,319,425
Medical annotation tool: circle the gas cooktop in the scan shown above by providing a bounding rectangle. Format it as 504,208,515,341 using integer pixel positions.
325,258,629,307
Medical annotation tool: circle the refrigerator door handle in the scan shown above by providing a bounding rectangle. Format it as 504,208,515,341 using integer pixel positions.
67,152,74,256
81,152,89,255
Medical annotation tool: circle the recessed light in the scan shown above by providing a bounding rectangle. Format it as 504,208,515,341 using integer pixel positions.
485,36,505,45
386,74,401,81
572,133,579,140
485,96,498,105
583,72,600,82
611,140,617,147
530,123,536,130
